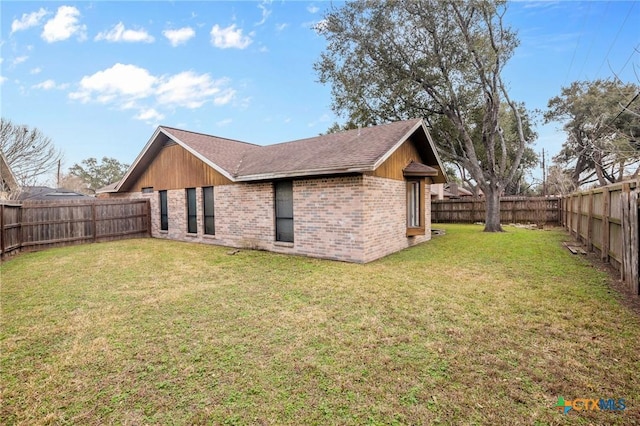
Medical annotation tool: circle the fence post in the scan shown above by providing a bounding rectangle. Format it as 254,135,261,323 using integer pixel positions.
146,199,152,237
586,191,594,252
602,186,610,263
0,204,4,259
631,189,639,295
92,203,97,243
621,184,630,283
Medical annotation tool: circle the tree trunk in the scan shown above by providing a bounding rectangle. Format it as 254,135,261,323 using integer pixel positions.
484,186,503,232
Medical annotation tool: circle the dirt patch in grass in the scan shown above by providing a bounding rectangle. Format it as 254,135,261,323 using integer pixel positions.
2,225,639,425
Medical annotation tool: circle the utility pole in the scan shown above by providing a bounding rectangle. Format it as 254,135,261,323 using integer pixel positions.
57,159,61,187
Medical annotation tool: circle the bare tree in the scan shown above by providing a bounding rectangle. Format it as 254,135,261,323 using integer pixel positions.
0,118,63,190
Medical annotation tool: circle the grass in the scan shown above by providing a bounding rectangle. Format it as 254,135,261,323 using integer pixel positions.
1,224,639,425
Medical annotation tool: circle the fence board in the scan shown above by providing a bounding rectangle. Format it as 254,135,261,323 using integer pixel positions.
431,196,560,225
561,180,639,295
1,198,150,259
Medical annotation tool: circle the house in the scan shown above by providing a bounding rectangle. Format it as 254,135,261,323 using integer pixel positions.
431,182,476,200
99,118,447,263
17,186,92,201
0,151,19,200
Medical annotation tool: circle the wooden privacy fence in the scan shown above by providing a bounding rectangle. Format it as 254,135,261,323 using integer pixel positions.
432,196,560,224
0,198,150,259
560,180,639,295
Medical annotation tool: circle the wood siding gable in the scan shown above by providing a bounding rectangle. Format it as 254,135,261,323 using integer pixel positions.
128,143,232,191
372,138,430,181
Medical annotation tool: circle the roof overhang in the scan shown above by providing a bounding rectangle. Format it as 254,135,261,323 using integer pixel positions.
235,165,375,182
403,161,438,177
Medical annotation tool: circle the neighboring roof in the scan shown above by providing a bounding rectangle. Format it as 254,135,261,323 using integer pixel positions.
105,118,447,193
0,151,19,192
18,186,92,201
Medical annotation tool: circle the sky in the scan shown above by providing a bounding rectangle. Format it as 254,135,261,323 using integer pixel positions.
1,1,639,185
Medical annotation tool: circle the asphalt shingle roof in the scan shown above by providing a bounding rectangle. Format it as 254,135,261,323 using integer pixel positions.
107,118,445,193
160,119,423,180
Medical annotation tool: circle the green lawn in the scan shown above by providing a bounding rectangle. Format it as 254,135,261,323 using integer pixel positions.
1,224,639,425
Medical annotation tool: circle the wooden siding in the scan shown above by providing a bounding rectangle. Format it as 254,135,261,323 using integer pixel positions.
128,144,233,191
372,138,423,181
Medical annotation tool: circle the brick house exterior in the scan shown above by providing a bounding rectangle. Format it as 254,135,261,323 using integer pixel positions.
99,119,446,263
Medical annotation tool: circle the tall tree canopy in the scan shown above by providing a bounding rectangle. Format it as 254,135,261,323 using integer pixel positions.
68,157,129,194
315,0,533,231
0,118,62,188
545,79,640,187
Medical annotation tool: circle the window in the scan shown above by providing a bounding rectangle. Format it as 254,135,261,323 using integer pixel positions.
275,180,294,243
203,186,215,235
406,179,425,236
186,188,197,234
141,187,153,194
159,190,168,231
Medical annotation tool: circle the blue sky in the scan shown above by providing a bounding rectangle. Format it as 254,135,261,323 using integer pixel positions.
1,1,638,184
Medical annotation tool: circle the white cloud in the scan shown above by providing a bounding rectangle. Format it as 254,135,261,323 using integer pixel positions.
95,22,155,43
135,108,165,122
30,67,42,74
256,1,272,26
307,5,320,14
308,113,331,127
212,88,236,106
157,71,235,108
33,79,55,90
0,76,7,85
216,118,232,127
42,6,86,43
210,24,252,49
163,27,195,47
69,63,157,103
12,56,28,66
275,23,288,32
69,64,236,120
11,8,48,34
32,79,67,90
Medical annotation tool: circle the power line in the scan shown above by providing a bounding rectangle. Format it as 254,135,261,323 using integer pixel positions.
611,90,640,123
596,1,637,76
563,1,592,86
577,1,609,80
615,44,640,79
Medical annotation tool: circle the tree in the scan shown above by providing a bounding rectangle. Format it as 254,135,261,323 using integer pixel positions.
544,165,576,196
0,118,63,189
544,79,640,188
68,157,129,194
315,0,532,231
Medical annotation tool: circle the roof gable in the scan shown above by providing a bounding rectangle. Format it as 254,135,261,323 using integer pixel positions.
105,118,447,193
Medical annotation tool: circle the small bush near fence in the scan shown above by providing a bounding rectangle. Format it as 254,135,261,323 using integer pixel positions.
432,196,560,225
0,199,150,259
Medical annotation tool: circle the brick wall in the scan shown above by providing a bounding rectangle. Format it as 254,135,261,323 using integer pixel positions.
114,174,432,263
362,175,431,263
